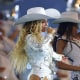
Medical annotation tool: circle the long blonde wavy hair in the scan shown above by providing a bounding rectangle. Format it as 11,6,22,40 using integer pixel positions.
10,20,43,73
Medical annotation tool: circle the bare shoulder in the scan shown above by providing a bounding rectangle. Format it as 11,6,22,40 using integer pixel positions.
57,39,67,48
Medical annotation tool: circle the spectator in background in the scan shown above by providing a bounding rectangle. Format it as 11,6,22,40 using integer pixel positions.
0,20,18,80
1,19,21,42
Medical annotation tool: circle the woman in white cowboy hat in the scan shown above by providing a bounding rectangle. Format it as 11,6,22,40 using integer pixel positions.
52,11,80,80
10,7,65,80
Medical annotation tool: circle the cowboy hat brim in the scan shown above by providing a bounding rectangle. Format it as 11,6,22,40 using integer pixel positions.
45,8,61,19
15,14,53,25
53,18,80,24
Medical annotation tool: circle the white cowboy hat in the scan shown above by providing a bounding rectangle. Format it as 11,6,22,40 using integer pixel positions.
45,8,61,19
53,11,80,23
15,7,61,25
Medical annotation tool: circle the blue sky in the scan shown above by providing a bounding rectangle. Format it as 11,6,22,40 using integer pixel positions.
20,0,67,17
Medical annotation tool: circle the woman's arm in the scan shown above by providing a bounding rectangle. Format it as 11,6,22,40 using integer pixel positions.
56,39,80,71
56,61,80,71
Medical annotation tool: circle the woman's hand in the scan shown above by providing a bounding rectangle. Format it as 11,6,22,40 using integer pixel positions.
61,55,68,62
47,27,55,34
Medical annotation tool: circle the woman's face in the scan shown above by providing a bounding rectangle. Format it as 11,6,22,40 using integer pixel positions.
72,26,78,36
42,19,48,32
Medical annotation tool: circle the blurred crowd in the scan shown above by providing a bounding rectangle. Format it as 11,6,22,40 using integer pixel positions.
0,12,21,80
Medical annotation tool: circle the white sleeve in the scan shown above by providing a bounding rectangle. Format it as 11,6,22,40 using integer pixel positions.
52,51,63,61
44,34,63,61
43,33,53,44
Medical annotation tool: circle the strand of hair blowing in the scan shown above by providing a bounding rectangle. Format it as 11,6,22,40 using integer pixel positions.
10,27,28,73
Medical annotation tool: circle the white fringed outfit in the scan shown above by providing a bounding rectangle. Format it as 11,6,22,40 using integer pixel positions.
24,34,63,80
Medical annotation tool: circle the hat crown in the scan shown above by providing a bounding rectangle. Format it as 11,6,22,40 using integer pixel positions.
45,8,61,18
61,11,78,20
27,7,46,15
